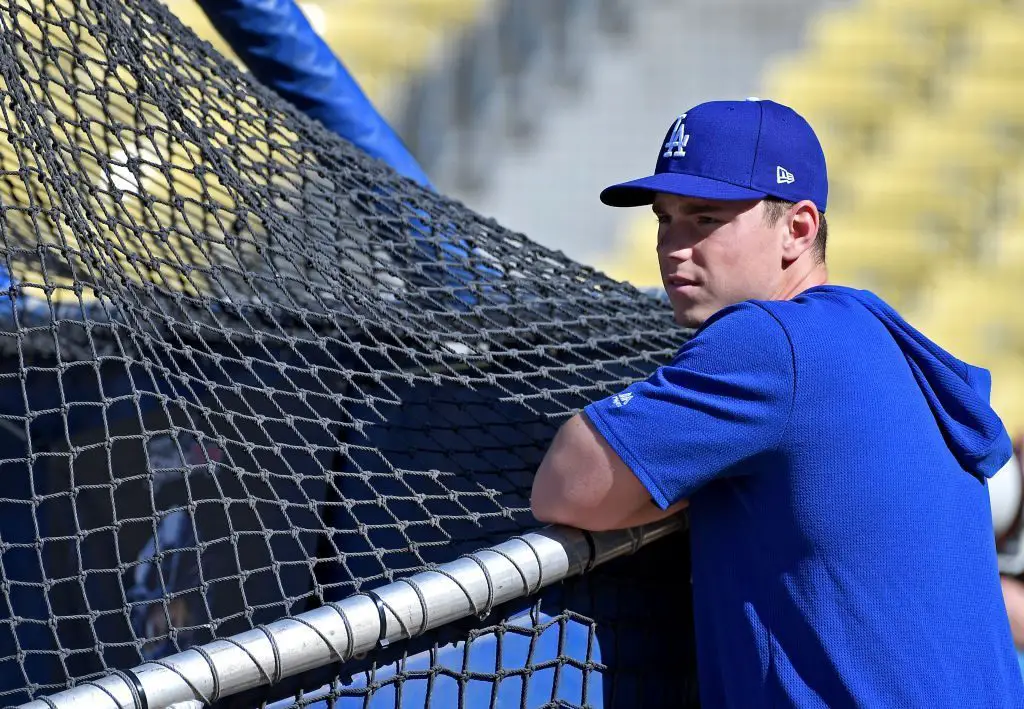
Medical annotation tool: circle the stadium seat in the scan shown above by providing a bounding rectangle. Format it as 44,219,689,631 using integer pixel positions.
832,165,985,259
824,221,937,311
945,73,1024,141
990,359,1024,438
911,265,1024,360
962,7,1024,80
874,111,1020,187
803,5,947,94
318,0,490,74
907,314,991,370
861,0,993,41
995,186,1024,271
595,214,661,289
376,0,488,27
315,8,439,75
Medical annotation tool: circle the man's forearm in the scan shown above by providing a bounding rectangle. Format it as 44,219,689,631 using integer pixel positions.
531,413,689,532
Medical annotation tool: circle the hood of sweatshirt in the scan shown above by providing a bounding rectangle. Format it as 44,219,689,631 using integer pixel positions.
816,285,1012,479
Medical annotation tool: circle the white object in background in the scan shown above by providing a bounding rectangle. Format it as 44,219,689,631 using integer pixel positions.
991,450,1024,575
992,450,1022,539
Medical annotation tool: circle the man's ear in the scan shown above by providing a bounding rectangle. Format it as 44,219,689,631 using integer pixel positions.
782,200,820,262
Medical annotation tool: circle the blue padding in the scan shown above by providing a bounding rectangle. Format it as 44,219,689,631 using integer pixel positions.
261,549,698,709
263,605,600,709
193,0,433,190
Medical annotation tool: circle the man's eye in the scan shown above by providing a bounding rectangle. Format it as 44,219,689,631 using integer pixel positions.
654,214,669,225
696,216,719,226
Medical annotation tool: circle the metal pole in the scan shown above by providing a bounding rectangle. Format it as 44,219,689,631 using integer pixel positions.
19,516,684,709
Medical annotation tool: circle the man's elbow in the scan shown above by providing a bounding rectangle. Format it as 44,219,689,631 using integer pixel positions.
531,503,603,531
529,414,633,532
529,495,559,525
530,491,626,532
530,490,579,528
530,485,583,530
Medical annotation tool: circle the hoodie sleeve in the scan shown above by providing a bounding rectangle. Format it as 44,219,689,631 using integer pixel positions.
583,301,795,509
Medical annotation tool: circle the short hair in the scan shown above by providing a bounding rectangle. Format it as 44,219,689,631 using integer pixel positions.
762,197,827,263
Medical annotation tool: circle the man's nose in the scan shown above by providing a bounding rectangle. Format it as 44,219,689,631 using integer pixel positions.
660,241,693,262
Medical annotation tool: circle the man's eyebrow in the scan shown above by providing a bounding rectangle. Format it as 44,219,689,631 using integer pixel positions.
681,201,724,215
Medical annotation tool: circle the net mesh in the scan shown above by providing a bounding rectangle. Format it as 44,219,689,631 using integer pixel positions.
0,0,696,705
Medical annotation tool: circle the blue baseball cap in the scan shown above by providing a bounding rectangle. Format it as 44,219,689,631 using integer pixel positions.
600,98,828,212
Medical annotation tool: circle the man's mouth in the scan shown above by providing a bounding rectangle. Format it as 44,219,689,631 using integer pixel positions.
665,275,699,289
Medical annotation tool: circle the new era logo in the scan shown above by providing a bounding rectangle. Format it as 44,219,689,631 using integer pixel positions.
612,392,633,408
776,166,795,184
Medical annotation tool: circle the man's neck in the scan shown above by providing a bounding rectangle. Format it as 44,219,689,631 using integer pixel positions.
775,263,829,302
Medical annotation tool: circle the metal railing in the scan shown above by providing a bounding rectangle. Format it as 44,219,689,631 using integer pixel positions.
21,516,685,709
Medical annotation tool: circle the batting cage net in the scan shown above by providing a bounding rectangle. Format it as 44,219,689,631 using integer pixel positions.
0,0,697,706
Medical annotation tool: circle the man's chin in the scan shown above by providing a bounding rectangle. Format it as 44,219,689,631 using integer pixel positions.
667,297,705,327
672,307,706,329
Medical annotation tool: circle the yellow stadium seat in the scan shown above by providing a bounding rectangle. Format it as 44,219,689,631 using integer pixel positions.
882,315,1024,436
861,0,994,38
913,265,1024,359
760,0,1024,374
993,207,1024,271
908,316,1022,373
989,359,1024,437
994,224,1024,271
908,313,993,366
825,221,937,310
986,168,1024,270
962,7,1024,79
945,73,1024,136
804,5,946,92
761,59,897,125
316,9,439,75
859,114,1019,244
325,0,488,38
875,112,1019,183
834,166,987,257
595,214,661,289
395,0,488,26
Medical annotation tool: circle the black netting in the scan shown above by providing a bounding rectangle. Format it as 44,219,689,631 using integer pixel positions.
0,0,696,706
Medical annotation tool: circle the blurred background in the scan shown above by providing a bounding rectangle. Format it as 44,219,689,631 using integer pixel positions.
162,0,1024,438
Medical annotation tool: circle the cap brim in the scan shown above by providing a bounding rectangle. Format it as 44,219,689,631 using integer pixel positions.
600,172,768,207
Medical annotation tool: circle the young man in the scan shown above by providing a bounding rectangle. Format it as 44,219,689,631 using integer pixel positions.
530,99,1024,707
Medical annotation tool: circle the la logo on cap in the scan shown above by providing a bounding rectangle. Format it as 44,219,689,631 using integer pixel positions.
662,114,690,158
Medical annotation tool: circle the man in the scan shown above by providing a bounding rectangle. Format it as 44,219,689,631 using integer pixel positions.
530,99,1024,707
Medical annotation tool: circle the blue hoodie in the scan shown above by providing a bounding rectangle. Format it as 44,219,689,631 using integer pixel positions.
584,285,1024,709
